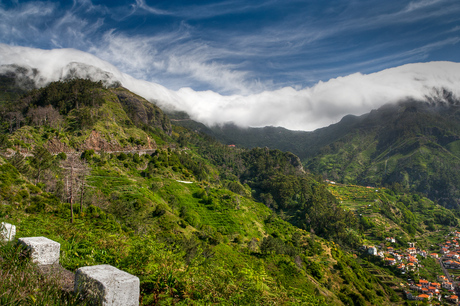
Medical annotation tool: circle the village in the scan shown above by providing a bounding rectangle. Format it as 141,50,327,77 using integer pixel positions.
365,231,460,304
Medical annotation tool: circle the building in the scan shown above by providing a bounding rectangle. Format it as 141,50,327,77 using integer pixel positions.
419,279,430,288
448,295,459,303
430,282,440,289
417,294,430,301
368,246,377,255
384,257,396,266
407,262,415,271
442,282,454,290
438,275,447,282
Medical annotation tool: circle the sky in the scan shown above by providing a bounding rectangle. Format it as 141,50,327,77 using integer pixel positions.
1,0,460,130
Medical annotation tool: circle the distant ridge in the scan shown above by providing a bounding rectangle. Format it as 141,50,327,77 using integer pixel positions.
177,97,460,208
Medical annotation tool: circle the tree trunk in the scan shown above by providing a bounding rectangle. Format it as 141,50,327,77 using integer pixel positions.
70,164,74,223
80,176,85,214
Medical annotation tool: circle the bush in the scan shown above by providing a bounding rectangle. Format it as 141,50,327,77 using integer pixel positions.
81,149,94,161
118,152,128,161
56,152,67,160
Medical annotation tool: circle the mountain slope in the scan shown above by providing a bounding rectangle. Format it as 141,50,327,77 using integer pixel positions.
172,97,460,209
306,99,460,208
0,79,404,305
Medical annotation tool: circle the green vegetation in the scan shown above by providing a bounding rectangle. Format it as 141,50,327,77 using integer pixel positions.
176,100,460,209
0,239,89,305
0,79,403,305
4,79,456,305
328,183,458,245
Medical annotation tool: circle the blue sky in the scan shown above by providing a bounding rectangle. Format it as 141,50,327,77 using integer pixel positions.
1,0,459,96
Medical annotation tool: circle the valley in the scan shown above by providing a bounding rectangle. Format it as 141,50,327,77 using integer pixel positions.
0,78,460,305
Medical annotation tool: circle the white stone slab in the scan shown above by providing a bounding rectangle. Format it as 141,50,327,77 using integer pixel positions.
1,222,16,241
75,265,139,306
18,236,60,265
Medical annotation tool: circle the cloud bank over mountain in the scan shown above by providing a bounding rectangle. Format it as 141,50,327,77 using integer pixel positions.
1,44,459,131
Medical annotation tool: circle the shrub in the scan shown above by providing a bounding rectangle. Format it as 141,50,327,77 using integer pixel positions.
118,152,128,161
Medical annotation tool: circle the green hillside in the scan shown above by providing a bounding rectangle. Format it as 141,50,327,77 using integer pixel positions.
173,99,460,209
307,100,460,209
0,79,404,305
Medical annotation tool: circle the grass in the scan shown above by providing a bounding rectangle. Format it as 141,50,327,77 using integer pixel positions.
0,240,89,305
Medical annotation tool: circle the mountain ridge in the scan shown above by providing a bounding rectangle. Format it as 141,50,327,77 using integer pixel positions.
2,44,460,131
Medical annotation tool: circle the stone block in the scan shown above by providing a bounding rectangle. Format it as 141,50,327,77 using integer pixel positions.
18,236,60,265
75,265,139,306
1,222,16,241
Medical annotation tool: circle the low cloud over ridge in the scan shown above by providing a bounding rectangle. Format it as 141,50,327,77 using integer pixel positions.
1,44,459,131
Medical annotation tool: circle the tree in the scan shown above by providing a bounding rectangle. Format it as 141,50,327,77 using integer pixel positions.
0,134,11,153
30,146,54,184
27,105,62,128
4,111,23,133
61,154,90,223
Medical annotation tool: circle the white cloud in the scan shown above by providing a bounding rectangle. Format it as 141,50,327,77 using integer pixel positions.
403,0,443,13
88,29,261,94
2,45,460,131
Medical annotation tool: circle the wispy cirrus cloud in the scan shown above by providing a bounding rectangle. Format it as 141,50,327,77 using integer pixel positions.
403,0,443,13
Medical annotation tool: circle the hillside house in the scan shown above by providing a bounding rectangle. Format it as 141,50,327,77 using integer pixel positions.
448,295,459,303
430,282,440,289
427,286,438,294
444,260,460,269
405,291,415,300
407,262,415,271
417,294,430,301
438,275,447,282
419,279,430,288
407,247,416,255
430,253,439,259
368,246,377,255
442,282,454,290
385,257,396,266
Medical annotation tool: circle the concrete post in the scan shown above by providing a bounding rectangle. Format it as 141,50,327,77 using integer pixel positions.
75,265,139,306
18,236,60,265
1,222,16,241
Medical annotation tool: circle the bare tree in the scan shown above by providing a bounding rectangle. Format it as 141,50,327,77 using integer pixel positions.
27,105,62,128
61,154,90,223
4,111,23,133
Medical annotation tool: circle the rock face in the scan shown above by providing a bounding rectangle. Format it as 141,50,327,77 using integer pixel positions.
75,265,140,306
82,130,124,152
45,137,75,154
113,89,172,136
81,130,156,152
